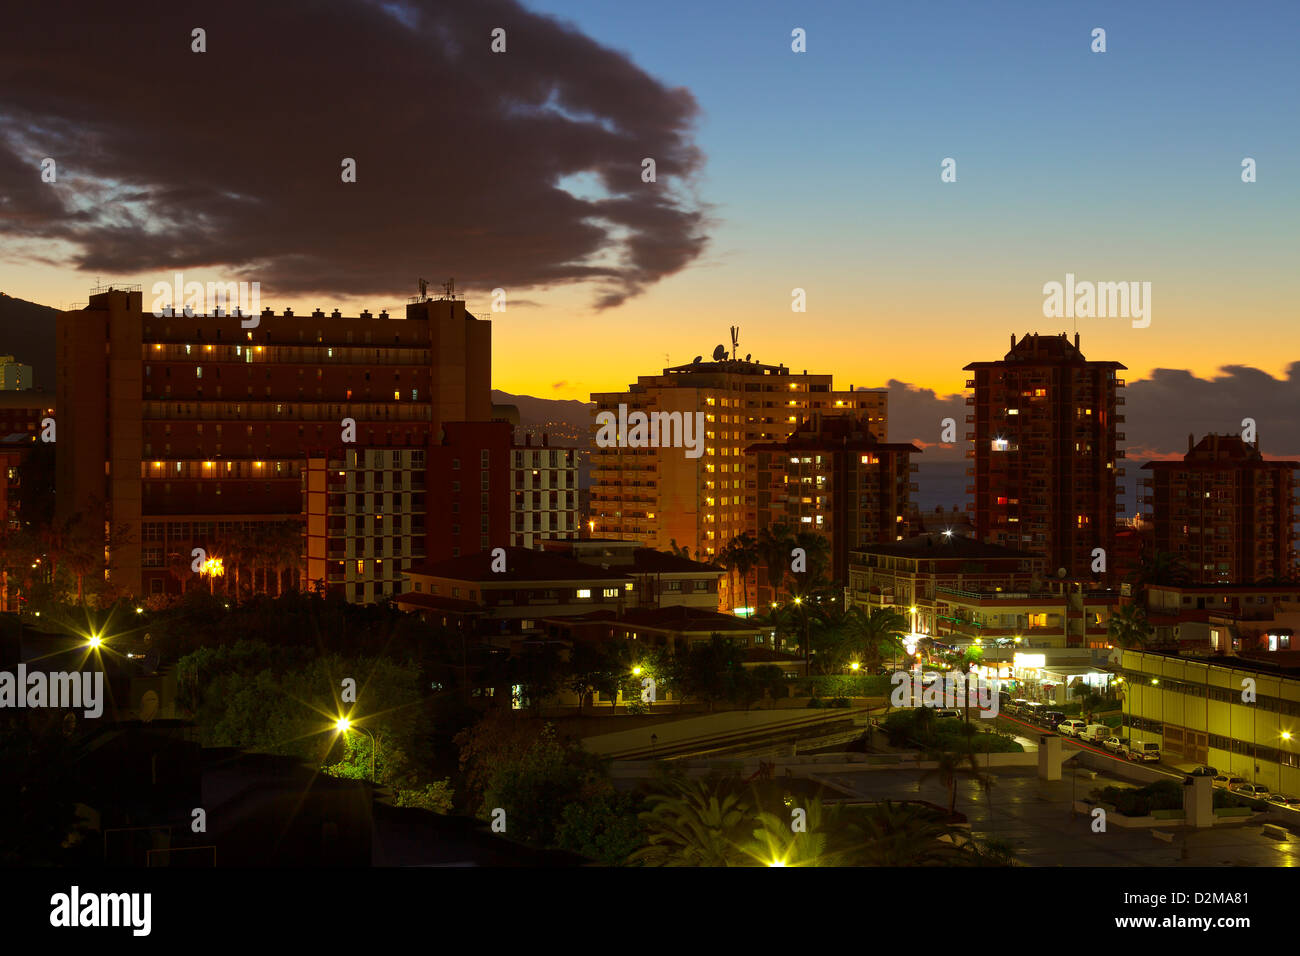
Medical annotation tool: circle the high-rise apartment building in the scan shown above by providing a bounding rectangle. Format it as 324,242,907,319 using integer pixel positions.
1142,433,1298,584
590,356,886,607
965,333,1125,580
56,287,491,596
304,446,428,603
746,414,919,593
511,435,579,549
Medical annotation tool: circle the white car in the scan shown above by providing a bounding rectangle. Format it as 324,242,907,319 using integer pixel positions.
1057,719,1087,737
1103,736,1125,753
1124,741,1161,762
1233,782,1271,798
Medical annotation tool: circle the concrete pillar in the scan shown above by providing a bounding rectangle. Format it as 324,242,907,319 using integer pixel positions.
1038,734,1062,781
1183,774,1214,828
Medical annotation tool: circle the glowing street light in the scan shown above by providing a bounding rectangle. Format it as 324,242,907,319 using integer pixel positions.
849,662,860,672
631,665,643,677
335,717,377,781
87,634,102,649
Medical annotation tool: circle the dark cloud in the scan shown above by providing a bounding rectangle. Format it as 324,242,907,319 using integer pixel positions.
0,0,707,308
1124,363,1300,459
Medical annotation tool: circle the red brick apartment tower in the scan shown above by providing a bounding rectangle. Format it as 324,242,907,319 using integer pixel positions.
965,333,1125,581
56,288,490,597
1143,433,1298,584
746,414,920,590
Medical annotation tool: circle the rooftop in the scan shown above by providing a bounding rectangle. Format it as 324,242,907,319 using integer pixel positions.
408,547,632,583
852,533,1035,560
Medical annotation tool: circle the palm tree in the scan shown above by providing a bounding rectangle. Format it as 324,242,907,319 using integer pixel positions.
630,777,755,867
721,531,758,612
922,739,993,817
859,607,908,672
748,796,852,867
850,801,971,866
756,523,795,607
1131,549,1190,600
791,528,832,594
1107,602,1153,648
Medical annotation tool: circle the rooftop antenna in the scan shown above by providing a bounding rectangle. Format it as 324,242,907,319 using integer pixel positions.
440,278,457,300
730,325,739,360
418,278,429,302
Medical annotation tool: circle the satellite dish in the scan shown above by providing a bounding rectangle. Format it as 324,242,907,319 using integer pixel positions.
1056,568,1067,579
745,354,751,362
692,355,702,364
712,344,727,361
139,690,159,723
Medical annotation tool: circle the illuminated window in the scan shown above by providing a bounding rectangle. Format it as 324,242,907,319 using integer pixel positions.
577,589,592,599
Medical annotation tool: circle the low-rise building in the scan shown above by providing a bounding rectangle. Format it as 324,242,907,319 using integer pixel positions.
1121,647,1300,794
846,533,1039,637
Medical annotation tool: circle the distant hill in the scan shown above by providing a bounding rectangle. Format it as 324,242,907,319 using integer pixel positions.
0,294,56,389
491,389,593,446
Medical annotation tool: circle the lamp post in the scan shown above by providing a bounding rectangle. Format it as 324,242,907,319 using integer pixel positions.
335,718,377,781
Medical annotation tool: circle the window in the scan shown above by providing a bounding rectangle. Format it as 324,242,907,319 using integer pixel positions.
577,589,592,599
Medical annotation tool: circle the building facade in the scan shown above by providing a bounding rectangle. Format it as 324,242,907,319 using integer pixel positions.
747,414,919,593
511,435,579,549
55,288,490,596
846,533,1039,637
590,355,886,608
1142,433,1298,584
965,332,1125,581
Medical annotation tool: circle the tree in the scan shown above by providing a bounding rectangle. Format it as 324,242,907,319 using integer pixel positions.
859,607,908,671
756,523,795,606
630,776,755,867
850,801,971,866
566,640,620,714
1107,602,1153,649
478,723,610,848
510,643,565,715
790,528,832,594
555,791,645,865
721,531,758,611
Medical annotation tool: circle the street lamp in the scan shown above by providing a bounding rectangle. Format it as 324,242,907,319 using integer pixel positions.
335,717,377,782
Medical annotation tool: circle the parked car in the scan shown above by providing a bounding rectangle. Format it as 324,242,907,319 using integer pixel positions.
1187,765,1218,777
1214,773,1247,788
1103,736,1125,753
1233,782,1271,798
1057,719,1088,737
1267,793,1300,808
1123,741,1161,762
1081,723,1111,743
1010,699,1030,715
1042,710,1066,729
934,709,961,720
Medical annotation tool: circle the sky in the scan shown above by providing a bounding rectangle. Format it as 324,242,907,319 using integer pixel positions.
1,0,1297,456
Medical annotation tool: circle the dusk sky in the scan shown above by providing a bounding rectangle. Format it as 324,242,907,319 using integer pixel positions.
1,0,1297,457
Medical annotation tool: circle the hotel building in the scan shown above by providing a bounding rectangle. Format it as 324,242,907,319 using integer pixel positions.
1142,433,1298,584
590,356,886,606
965,333,1125,581
746,413,919,594
56,287,490,596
